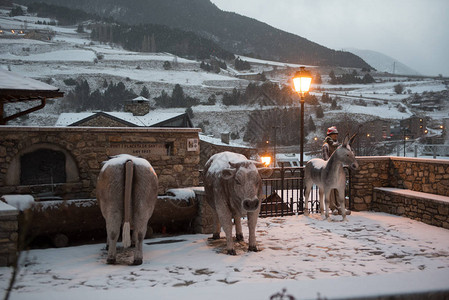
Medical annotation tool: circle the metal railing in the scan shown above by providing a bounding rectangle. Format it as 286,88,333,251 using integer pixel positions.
260,165,351,217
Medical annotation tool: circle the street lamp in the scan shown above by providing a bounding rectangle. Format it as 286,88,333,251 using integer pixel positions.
292,66,312,167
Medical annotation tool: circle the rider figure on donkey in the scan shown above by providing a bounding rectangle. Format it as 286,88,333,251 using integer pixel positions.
322,126,351,216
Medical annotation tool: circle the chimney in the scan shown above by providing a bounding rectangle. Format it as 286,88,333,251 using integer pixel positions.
124,96,150,116
221,132,230,144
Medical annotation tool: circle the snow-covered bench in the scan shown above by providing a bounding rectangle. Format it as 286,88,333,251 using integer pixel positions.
372,187,449,229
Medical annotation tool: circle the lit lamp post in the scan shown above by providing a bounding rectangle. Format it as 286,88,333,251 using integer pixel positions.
260,155,272,167
292,66,312,167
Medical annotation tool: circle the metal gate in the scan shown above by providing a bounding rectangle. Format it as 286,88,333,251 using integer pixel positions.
259,166,351,217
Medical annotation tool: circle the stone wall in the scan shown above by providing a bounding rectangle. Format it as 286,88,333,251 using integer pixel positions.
350,156,449,211
0,126,201,198
388,157,449,196
0,202,18,267
373,188,449,229
350,157,391,211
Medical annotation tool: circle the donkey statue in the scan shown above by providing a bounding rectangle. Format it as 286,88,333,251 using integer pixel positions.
97,154,158,265
304,134,358,221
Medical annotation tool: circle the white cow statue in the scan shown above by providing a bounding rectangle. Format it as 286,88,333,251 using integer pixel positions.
204,151,273,255
97,154,158,265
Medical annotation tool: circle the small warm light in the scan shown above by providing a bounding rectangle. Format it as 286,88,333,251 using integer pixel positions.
405,136,409,140
424,129,428,134
292,67,312,94
366,133,370,137
314,137,318,141
440,125,444,129
261,156,272,167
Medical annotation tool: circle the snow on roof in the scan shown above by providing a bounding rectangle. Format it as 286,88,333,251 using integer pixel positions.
199,134,252,149
132,96,149,101
0,68,59,91
55,111,185,127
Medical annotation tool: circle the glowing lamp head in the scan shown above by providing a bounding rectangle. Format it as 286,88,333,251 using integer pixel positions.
260,156,272,167
292,67,312,94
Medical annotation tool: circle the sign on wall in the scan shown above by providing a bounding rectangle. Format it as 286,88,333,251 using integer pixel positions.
108,142,168,156
187,138,199,152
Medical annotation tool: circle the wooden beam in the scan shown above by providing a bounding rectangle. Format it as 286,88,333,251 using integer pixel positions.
1,97,46,125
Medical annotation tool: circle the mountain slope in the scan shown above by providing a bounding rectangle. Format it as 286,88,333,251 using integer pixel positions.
15,0,372,69
345,48,420,75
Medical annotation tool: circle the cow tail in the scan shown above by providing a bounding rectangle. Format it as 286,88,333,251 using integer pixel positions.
122,159,134,248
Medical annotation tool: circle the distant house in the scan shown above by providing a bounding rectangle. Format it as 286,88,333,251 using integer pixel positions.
399,116,427,139
360,119,391,142
55,96,193,128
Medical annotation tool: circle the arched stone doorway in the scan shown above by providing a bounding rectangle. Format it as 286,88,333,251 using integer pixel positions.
5,143,79,186
20,148,66,185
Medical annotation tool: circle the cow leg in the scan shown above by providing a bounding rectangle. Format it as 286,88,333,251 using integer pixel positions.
132,228,146,265
323,190,331,221
247,211,258,252
105,216,121,264
210,209,221,240
234,216,243,241
222,220,235,255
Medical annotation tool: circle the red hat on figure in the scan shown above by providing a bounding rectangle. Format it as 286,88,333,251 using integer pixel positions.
327,126,338,135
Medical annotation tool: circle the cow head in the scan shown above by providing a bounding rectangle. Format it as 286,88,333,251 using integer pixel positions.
222,161,273,213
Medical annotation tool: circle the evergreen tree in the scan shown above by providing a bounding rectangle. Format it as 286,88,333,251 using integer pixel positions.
206,94,216,105
171,84,185,106
329,70,337,84
140,86,150,98
76,24,84,33
362,73,375,84
315,105,324,118
331,98,338,110
154,90,170,107
308,116,316,132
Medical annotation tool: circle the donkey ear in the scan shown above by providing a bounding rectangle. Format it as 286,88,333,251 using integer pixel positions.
349,133,357,145
342,134,350,147
222,168,236,180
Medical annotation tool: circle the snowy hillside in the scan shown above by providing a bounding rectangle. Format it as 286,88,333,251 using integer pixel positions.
345,48,420,76
1,8,448,157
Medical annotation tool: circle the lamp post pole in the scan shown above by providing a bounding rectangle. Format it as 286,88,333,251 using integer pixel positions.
292,66,312,167
300,95,305,167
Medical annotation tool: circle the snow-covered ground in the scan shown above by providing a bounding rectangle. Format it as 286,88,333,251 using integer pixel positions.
1,212,449,300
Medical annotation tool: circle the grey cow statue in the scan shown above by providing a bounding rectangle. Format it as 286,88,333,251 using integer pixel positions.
97,154,158,265
204,151,273,255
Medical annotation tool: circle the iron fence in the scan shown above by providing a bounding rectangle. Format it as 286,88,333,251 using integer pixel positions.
260,166,351,217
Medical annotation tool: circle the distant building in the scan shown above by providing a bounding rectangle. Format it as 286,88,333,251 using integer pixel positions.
360,119,391,142
56,96,193,128
399,116,427,139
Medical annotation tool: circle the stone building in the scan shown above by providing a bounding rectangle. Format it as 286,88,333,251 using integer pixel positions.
399,115,427,139
0,126,201,198
56,96,193,128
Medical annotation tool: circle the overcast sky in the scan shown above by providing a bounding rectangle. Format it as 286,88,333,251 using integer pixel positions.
210,0,449,76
